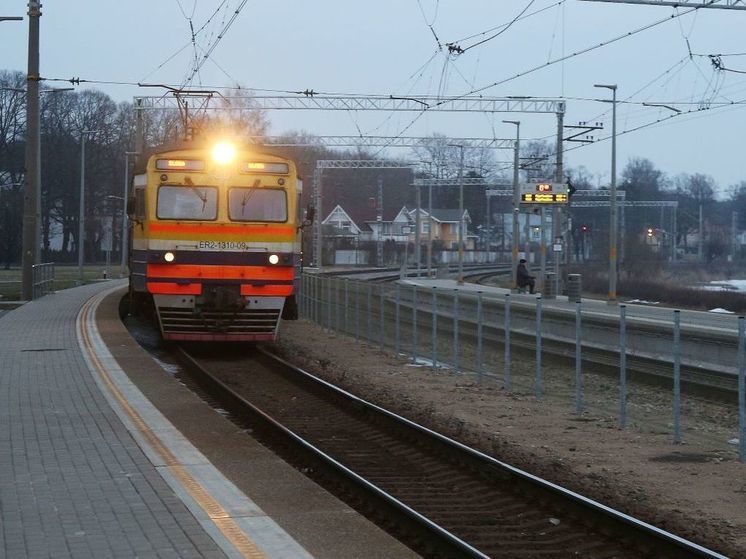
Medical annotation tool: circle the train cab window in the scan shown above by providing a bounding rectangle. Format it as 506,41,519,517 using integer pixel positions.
156,185,218,220
228,188,287,222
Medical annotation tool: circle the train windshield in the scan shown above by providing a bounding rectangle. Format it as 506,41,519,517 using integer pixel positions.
228,188,287,222
157,185,218,220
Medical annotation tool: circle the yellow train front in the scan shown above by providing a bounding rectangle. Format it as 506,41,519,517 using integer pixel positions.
128,141,302,342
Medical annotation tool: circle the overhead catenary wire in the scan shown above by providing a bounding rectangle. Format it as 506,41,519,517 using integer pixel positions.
445,0,565,50
183,0,249,88
430,0,720,107
376,1,719,157
140,0,230,83
446,0,537,54
416,0,442,50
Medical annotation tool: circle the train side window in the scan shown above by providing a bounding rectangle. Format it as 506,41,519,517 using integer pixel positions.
134,188,146,220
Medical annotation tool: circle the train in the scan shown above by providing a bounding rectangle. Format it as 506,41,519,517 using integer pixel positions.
126,140,305,342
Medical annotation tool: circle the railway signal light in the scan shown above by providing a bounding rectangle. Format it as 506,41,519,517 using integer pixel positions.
581,224,590,233
647,227,654,238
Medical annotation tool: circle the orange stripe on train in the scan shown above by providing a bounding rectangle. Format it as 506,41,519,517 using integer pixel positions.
146,282,293,297
147,264,294,280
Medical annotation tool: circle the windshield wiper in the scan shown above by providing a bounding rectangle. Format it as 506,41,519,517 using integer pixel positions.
240,189,256,215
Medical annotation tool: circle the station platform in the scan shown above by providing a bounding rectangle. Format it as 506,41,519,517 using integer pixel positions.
402,277,742,332
0,281,416,559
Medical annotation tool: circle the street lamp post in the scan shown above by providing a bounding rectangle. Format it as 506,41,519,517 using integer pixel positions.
594,84,618,303
121,151,139,277
503,120,520,290
78,130,95,284
21,2,40,301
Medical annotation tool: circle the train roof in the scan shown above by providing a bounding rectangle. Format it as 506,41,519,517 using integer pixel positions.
131,141,296,175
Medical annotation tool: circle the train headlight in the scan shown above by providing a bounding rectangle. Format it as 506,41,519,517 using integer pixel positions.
212,142,236,165
268,254,279,265
164,252,175,263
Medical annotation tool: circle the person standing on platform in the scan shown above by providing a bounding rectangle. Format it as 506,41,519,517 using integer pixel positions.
517,259,535,294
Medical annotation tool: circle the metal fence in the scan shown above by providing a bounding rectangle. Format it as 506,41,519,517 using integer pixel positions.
32,262,55,299
300,273,746,462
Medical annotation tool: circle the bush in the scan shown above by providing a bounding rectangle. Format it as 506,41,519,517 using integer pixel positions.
578,267,746,313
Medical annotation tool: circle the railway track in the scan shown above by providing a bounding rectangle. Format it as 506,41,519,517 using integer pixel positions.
174,345,725,559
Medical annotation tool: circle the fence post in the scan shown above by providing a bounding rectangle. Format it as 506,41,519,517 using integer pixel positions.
336,277,341,330
575,301,584,413
312,275,317,323
326,276,333,332
673,310,682,444
431,287,438,371
412,284,418,362
453,289,460,374
316,275,321,325
355,282,360,343
476,292,483,382
367,283,373,342
305,274,310,319
379,285,385,352
296,274,306,318
535,295,542,399
739,316,745,463
619,304,628,429
395,283,401,356
344,279,350,335
504,293,511,391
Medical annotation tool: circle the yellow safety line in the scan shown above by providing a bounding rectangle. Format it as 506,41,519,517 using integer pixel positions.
78,293,266,559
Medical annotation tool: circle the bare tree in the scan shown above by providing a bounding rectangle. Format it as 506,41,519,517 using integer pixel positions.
0,71,27,266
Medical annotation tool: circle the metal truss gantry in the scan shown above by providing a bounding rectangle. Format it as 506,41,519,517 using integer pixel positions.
312,160,415,269
579,0,746,9
249,135,515,150
135,95,566,114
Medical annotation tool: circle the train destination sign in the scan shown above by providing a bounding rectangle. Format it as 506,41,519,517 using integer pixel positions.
520,182,569,204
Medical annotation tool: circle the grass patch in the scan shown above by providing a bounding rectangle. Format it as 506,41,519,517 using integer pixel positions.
0,265,125,300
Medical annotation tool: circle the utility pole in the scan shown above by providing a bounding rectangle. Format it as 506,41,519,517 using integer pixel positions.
553,109,564,298
732,211,737,262
415,182,421,277
79,130,94,284
503,121,520,289
427,181,433,276
698,203,704,262
376,176,383,267
540,207,547,293
595,84,618,303
448,144,465,284
121,151,139,277
134,98,145,166
313,167,322,268
21,1,41,301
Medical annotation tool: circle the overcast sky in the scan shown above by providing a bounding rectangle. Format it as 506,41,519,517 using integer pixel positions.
1,1,745,194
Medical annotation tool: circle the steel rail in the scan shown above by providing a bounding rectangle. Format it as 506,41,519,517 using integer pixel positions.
174,346,487,558
175,346,727,559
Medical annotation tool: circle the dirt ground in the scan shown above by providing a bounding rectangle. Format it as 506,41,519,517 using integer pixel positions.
272,319,745,558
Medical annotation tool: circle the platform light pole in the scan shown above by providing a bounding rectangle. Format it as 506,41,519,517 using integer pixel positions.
121,151,139,277
78,130,95,284
448,144,465,284
503,120,520,290
594,84,618,303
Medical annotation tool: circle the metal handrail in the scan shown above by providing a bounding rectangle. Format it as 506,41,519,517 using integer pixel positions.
31,262,55,299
